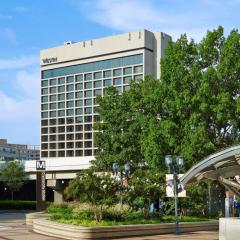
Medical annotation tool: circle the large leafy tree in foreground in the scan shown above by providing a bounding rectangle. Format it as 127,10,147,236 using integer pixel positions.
93,26,240,171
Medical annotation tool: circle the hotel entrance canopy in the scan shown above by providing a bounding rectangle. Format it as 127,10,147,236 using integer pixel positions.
180,145,240,196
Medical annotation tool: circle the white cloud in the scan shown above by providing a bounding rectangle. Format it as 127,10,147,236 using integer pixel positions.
0,28,17,44
0,14,12,20
15,6,28,13
0,55,39,70
72,0,237,42
0,69,40,145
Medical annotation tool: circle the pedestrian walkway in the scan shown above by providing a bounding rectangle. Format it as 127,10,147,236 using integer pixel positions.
0,211,218,240
110,231,218,240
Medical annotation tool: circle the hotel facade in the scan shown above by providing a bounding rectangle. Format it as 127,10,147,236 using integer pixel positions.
40,29,171,171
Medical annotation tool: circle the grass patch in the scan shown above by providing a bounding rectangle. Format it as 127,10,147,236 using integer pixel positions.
46,204,212,227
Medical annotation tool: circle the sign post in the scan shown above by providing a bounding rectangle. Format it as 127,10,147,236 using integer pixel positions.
36,160,46,211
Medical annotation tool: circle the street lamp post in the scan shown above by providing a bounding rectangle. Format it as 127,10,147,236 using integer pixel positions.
112,162,130,207
165,155,184,235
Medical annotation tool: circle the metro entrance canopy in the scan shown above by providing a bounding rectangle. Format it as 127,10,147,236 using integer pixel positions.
180,145,240,196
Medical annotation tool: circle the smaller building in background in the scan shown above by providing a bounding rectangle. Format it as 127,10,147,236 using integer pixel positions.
0,139,40,161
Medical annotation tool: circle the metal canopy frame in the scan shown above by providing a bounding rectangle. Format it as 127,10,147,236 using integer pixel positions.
180,145,240,196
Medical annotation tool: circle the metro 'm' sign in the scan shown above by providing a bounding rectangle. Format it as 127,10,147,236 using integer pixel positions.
36,160,46,172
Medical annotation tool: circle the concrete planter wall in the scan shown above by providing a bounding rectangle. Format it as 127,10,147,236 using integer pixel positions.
219,218,240,240
26,213,218,240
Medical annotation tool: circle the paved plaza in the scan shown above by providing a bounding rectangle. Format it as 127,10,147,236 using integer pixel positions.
0,211,218,240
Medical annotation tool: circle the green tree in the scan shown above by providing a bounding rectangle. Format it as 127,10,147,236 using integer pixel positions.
65,169,119,222
0,161,27,200
125,168,165,218
93,26,240,171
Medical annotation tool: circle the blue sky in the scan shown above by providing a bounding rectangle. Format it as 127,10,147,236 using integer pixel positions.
0,0,240,145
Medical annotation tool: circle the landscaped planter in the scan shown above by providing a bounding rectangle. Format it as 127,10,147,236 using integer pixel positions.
26,213,218,240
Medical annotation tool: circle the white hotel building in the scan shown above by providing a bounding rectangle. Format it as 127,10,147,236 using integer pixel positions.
38,30,171,201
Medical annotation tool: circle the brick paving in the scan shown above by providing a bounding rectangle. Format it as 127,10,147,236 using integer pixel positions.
110,231,218,240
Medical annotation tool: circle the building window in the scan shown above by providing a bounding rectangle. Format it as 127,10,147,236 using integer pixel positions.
58,126,65,133
50,87,57,94
94,72,102,79
67,92,74,99
41,143,48,150
84,149,92,156
85,107,92,114
76,134,83,140
113,69,122,76
41,127,48,134
66,117,74,124
103,79,111,87
42,80,48,87
67,76,74,83
58,119,65,125
50,111,57,118
58,142,65,149
94,81,102,88
76,141,83,148
94,89,102,96
42,88,48,95
67,84,74,92
85,82,92,89
42,104,48,111
58,77,65,85
67,134,74,140
67,109,74,116
76,116,83,123
41,119,48,126
50,79,57,85
58,151,65,157
67,125,74,132
85,99,92,106
85,141,92,148
76,83,83,90
76,91,83,98
41,135,48,142
58,134,65,141
66,150,74,157
124,67,132,75
42,112,48,118
76,125,83,131
85,73,92,81
84,116,92,122
134,74,143,80
50,119,56,125
50,143,56,149
85,124,92,131
76,75,83,82
67,142,74,149
67,101,74,108
123,76,132,84
42,96,48,103
50,103,56,110
58,110,65,117
113,77,121,85
85,90,92,98
58,102,65,109
76,150,83,156
58,94,65,101
50,95,57,102
50,127,56,133
76,108,83,115
58,86,65,93
103,70,112,78
50,135,56,141
124,85,130,91
134,65,143,74
41,151,48,157
76,100,83,107
85,132,92,139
